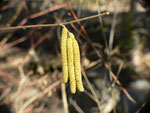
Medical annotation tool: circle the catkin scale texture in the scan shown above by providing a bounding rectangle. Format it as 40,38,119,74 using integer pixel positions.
61,27,68,83
67,38,76,94
72,38,84,92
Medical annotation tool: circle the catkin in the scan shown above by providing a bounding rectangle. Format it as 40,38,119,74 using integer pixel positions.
67,38,76,94
72,37,84,92
61,26,84,93
61,27,68,83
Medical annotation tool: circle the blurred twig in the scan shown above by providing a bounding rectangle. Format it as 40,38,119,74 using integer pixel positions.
6,4,23,27
105,63,137,104
28,74,49,87
34,30,52,48
61,83,69,113
18,80,60,113
84,90,98,103
96,1,109,53
30,4,67,19
65,0,89,37
109,0,118,55
81,67,101,112
1,19,47,51
0,5,23,46
136,103,146,113
70,23,83,44
112,61,123,88
19,3,66,26
66,0,103,58
69,98,85,113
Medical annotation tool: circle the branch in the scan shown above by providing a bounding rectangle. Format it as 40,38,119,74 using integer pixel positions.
0,12,109,31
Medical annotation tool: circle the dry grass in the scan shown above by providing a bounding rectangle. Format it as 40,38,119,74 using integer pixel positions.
0,0,150,113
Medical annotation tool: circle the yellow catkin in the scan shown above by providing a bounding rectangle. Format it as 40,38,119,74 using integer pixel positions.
71,33,84,92
61,27,68,83
67,38,76,94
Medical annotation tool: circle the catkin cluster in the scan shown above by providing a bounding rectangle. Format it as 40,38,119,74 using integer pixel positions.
61,26,84,94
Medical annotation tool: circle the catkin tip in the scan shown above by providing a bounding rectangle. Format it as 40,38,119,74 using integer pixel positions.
105,12,109,15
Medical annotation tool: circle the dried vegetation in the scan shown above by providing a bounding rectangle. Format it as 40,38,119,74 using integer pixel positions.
0,0,150,113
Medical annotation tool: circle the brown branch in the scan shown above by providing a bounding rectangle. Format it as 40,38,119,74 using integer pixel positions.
6,4,23,27
105,63,137,104
65,0,106,58
0,12,109,31
30,4,67,19
65,0,88,37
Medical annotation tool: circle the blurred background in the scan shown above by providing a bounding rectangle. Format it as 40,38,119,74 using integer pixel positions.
0,0,150,113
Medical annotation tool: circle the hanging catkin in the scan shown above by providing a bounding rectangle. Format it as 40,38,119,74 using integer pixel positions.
61,27,68,83
69,33,84,92
66,37,76,94
61,26,84,94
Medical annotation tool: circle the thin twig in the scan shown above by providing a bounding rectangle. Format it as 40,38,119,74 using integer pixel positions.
69,98,85,113
1,19,47,50
61,83,69,113
65,0,104,58
34,30,52,48
19,4,66,26
18,80,60,113
70,23,83,44
2,36,28,50
29,4,66,19
0,12,109,31
109,0,118,55
96,1,109,53
28,74,49,87
112,61,123,88
136,103,146,113
81,67,101,112
65,0,89,37
105,63,136,104
0,5,23,46
6,4,23,27
84,90,98,103
0,33,13,47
